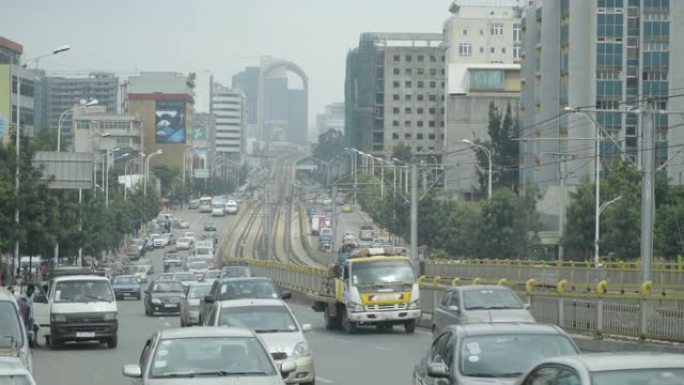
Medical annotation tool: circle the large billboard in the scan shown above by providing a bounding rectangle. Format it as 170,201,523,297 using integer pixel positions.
33,152,93,189
0,64,11,143
155,100,186,144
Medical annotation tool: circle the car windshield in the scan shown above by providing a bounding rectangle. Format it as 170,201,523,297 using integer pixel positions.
218,305,299,332
189,262,208,269
219,280,278,300
592,369,684,385
0,374,32,385
205,271,220,279
149,337,276,378
177,238,190,243
0,302,23,348
54,280,114,303
114,277,139,285
153,282,185,292
221,267,251,278
459,334,577,378
173,274,196,282
463,289,523,310
196,248,212,255
351,260,415,286
188,285,212,299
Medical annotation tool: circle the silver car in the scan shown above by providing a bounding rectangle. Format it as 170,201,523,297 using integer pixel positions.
204,299,314,385
0,357,37,385
180,282,212,327
414,323,580,385
123,327,295,384
515,353,684,385
432,285,535,335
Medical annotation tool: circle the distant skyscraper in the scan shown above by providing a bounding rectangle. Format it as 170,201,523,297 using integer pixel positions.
211,84,246,157
0,36,38,140
316,102,345,137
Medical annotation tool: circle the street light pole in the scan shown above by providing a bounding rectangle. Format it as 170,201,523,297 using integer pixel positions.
144,149,163,198
57,99,99,152
462,139,492,199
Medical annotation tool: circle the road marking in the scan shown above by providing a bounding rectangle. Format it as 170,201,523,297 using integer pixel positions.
375,345,392,352
191,214,206,227
316,376,334,384
332,337,350,343
415,330,432,337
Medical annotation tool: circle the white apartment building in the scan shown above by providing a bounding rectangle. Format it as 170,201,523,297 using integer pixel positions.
211,84,245,156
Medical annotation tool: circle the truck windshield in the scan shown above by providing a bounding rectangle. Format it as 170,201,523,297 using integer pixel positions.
350,260,415,286
54,280,115,303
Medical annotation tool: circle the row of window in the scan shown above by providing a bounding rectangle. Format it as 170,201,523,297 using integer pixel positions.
460,23,521,41
391,67,444,76
393,54,445,63
392,107,445,115
391,132,445,140
458,43,520,58
392,120,445,128
392,80,444,89
391,94,445,102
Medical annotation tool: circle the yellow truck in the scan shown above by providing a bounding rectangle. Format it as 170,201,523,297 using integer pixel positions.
310,247,421,333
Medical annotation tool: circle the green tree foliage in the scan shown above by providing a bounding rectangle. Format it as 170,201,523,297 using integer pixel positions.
312,129,344,162
391,143,413,164
476,102,520,196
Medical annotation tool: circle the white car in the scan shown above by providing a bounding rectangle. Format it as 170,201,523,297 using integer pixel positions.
187,261,209,278
183,231,196,243
204,298,314,385
153,234,170,248
225,200,239,215
343,232,356,242
194,246,214,261
0,357,37,385
175,237,193,250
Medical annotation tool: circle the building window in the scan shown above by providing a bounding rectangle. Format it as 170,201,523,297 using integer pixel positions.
417,94,424,101
501,47,506,54
480,46,485,53
405,94,413,101
514,46,521,60
429,81,436,88
405,55,412,62
393,81,400,88
440,134,445,140
393,107,399,114
405,68,413,75
489,23,504,35
405,120,412,127
429,121,436,127
459,43,472,57
393,55,400,62
429,94,437,101
405,81,412,88
393,94,400,101
417,81,424,88
430,55,437,62
490,47,495,53
428,133,436,140
440,121,445,127
392,133,399,139
405,107,412,114
463,29,468,36
405,133,412,139
417,68,425,75
393,68,400,75
417,133,424,140
429,107,437,114
418,55,424,62
513,23,522,41
430,68,437,76
417,121,424,127
417,107,424,114
393,120,399,127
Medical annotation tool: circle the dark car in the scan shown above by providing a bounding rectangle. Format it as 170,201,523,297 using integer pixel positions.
112,275,142,300
198,277,291,324
203,221,217,232
143,280,186,316
413,323,580,385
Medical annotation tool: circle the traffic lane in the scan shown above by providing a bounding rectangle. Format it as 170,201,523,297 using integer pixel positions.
290,303,431,385
32,299,173,385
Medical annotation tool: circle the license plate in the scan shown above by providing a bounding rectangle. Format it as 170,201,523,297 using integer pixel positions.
76,332,95,338
164,303,177,308
372,293,400,301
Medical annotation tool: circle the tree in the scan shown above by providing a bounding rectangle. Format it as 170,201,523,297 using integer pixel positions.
312,129,344,162
391,143,413,164
477,189,539,258
475,102,520,196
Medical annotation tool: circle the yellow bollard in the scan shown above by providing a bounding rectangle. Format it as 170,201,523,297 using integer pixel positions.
641,280,653,297
418,276,426,288
497,278,508,286
451,277,460,287
433,276,442,288
525,279,536,294
556,279,568,293
596,280,608,294
472,277,482,285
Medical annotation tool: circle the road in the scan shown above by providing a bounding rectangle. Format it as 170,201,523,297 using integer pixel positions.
32,206,432,385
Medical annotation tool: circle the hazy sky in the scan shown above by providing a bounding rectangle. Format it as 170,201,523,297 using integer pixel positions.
4,0,452,123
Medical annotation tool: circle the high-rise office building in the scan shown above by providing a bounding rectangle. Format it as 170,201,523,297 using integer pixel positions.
45,73,118,139
232,67,259,126
316,102,345,137
0,36,37,141
211,84,245,157
442,0,523,198
520,0,681,193
345,33,446,157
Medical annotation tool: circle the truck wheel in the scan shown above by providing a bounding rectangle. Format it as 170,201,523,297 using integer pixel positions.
107,336,118,349
324,307,338,330
49,336,61,350
341,309,357,334
404,320,416,334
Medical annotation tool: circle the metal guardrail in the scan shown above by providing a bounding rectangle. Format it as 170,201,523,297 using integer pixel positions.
421,258,684,291
228,257,684,343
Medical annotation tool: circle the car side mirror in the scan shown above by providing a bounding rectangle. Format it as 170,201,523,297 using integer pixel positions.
122,364,142,378
34,294,48,304
427,362,449,378
448,305,460,312
204,295,215,304
301,324,312,332
280,360,296,378
281,291,292,300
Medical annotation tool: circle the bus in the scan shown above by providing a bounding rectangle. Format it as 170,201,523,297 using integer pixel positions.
198,196,212,213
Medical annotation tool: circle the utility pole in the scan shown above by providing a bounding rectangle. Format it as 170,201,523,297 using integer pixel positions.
641,99,655,285
410,163,418,261
331,185,338,253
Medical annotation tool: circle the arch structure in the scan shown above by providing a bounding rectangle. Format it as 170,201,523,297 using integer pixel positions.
257,60,309,143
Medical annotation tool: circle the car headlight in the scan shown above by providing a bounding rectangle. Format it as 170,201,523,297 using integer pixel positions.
292,341,311,358
51,314,67,323
151,298,161,304
408,300,420,310
350,302,364,312
104,312,118,321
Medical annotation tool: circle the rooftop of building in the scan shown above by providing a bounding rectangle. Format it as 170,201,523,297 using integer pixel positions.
0,36,22,54
359,32,443,47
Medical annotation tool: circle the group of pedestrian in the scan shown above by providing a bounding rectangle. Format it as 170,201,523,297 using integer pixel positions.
4,283,37,346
